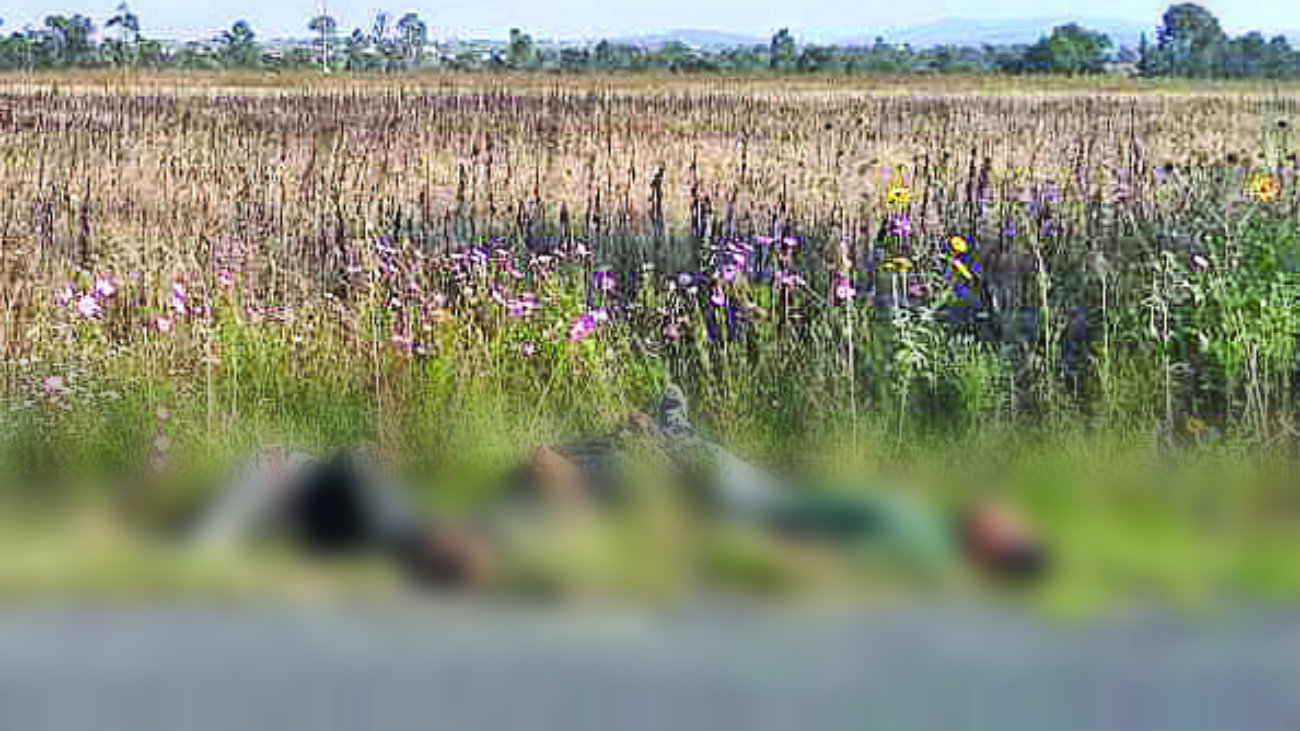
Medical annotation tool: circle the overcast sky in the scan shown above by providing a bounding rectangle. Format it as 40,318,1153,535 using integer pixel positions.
0,0,1293,42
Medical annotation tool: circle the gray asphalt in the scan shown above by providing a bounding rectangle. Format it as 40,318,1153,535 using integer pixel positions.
0,602,1296,731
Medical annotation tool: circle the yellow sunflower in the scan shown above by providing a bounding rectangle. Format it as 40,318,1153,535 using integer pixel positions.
1246,172,1281,202
886,185,912,205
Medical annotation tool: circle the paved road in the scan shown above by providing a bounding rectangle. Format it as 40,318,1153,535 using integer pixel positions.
0,602,1296,730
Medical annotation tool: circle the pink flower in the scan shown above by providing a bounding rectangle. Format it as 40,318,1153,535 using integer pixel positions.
710,288,727,307
42,376,70,398
155,316,174,335
95,275,118,299
834,277,856,304
593,271,616,292
216,270,235,289
519,341,537,357
55,284,75,307
171,281,188,315
76,294,103,320
507,293,539,320
568,313,598,342
775,271,806,290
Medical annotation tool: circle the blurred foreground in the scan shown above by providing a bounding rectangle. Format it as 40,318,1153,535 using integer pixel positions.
0,601,1296,731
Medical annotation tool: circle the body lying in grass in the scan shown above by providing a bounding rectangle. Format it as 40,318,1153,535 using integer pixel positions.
185,387,1049,591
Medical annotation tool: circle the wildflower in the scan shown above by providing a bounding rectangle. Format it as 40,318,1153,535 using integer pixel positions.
519,341,537,358
171,281,188,315
1246,171,1281,202
889,215,912,238
834,277,856,304
507,293,538,320
709,287,727,307
720,264,741,284
76,293,103,320
94,274,117,299
42,376,70,399
1003,218,1018,238
908,279,932,301
593,271,617,292
155,316,175,335
216,269,235,290
886,185,912,205
568,313,597,342
55,284,75,307
949,236,970,254
774,270,806,290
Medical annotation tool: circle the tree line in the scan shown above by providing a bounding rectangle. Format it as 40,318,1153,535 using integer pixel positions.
0,2,1296,78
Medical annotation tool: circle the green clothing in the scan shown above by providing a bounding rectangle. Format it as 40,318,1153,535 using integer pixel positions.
768,488,959,576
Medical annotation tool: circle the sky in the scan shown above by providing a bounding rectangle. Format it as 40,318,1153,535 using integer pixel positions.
0,0,1294,43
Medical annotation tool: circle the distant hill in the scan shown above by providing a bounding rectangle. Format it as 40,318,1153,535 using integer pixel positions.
834,17,1152,49
606,29,767,50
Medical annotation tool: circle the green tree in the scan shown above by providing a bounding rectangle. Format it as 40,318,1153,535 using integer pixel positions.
396,13,427,66
105,2,141,66
1156,3,1225,77
508,28,535,68
308,13,337,70
1023,23,1113,74
41,14,96,66
769,28,795,70
219,20,261,68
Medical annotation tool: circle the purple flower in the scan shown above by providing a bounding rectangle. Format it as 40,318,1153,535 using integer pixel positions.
94,275,117,299
593,271,617,292
709,287,727,307
889,214,912,238
519,341,537,358
76,294,103,320
55,284,75,307
774,270,806,290
568,313,598,342
720,264,741,284
171,282,188,315
507,293,539,320
216,270,235,290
